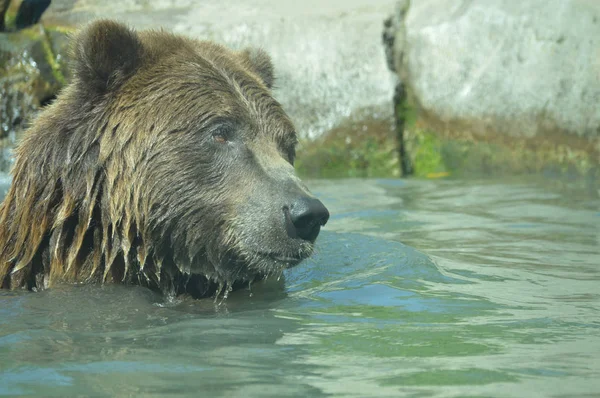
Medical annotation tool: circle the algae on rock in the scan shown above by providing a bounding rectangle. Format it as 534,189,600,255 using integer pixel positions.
0,26,70,129
296,111,400,179
383,0,599,178
0,24,71,170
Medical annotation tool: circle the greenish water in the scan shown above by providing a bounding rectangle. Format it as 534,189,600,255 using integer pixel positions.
0,177,599,397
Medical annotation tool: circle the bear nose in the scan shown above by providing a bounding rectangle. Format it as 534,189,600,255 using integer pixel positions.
285,197,330,242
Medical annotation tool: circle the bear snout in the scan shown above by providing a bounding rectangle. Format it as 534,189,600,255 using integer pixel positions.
283,197,329,243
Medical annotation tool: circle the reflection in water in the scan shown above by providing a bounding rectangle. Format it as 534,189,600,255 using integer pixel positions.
1,177,599,396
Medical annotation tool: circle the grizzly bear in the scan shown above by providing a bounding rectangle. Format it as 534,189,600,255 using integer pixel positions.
0,20,329,298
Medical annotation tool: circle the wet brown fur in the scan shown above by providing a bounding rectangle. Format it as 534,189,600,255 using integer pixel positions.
0,20,307,298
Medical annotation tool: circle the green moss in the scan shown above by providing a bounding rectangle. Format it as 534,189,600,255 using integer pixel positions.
395,96,417,129
296,138,399,179
295,117,400,179
393,84,417,176
392,84,597,178
403,126,596,178
13,26,66,84
40,27,66,85
2,24,71,87
4,10,16,30
1,24,72,141
46,25,75,34
411,130,446,177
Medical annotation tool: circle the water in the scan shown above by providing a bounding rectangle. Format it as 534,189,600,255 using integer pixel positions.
1,176,598,397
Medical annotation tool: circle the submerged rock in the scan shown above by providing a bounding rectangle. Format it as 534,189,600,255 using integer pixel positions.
385,0,600,177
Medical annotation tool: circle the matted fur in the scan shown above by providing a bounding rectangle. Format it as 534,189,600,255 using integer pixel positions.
0,20,322,298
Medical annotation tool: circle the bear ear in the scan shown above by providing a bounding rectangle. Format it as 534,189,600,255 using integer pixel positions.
240,48,275,89
72,20,144,93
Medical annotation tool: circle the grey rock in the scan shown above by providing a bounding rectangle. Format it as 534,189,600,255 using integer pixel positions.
388,0,600,141
44,0,398,139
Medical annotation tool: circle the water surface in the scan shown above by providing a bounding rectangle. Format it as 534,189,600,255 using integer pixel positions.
1,177,598,397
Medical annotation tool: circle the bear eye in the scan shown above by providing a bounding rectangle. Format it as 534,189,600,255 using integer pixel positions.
213,133,228,144
212,128,230,144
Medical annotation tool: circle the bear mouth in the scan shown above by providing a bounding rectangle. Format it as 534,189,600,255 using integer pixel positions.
233,236,315,272
255,249,313,267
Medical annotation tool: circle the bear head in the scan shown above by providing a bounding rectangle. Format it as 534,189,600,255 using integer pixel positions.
0,20,329,298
